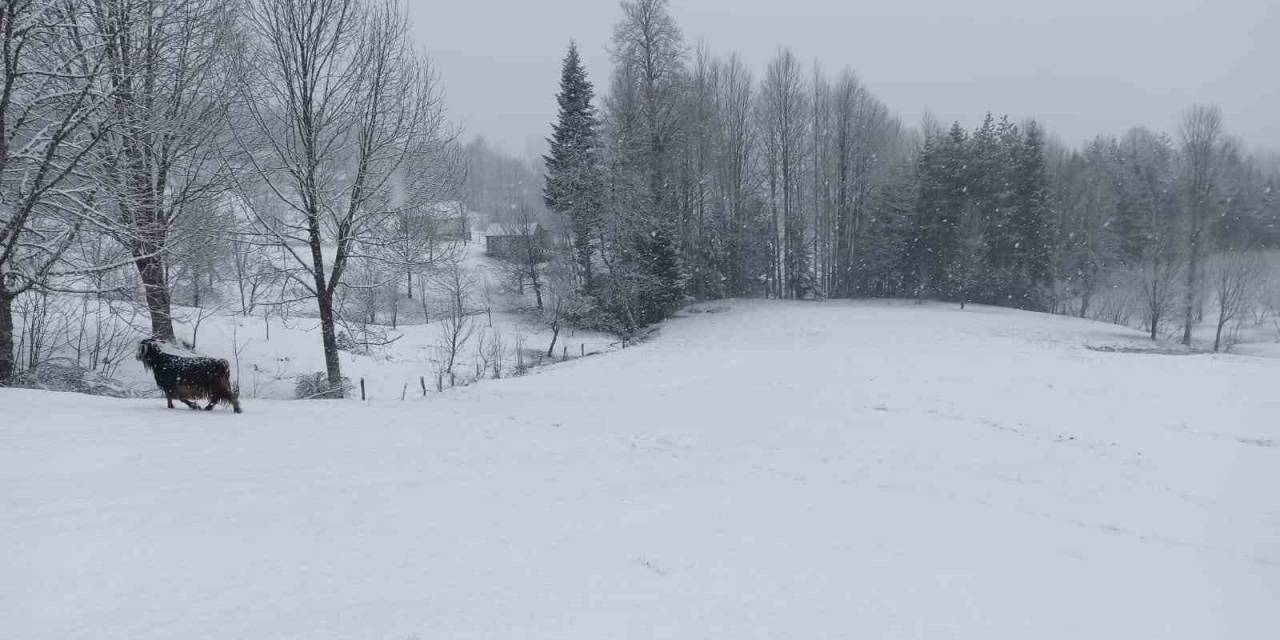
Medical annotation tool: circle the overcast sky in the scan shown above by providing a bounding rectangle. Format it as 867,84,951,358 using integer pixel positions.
408,0,1279,159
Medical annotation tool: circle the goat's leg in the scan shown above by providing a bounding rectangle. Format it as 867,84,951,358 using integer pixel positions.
166,393,175,409
180,397,200,410
204,399,217,411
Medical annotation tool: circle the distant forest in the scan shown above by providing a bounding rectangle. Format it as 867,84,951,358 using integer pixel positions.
534,0,1279,345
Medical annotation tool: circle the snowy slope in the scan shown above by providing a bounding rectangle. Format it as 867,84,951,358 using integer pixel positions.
3,300,1279,639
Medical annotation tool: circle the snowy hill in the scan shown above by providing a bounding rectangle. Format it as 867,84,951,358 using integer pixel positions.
3,300,1278,639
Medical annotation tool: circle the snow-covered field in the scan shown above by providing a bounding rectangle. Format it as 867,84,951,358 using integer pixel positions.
10,238,617,401
3,300,1279,639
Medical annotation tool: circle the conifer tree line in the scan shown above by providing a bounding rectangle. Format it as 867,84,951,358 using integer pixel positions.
544,0,1280,341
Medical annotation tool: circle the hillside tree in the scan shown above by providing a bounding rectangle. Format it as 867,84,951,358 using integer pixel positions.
1,0,118,384
601,0,688,329
1178,105,1225,345
234,0,457,396
543,42,604,293
89,0,236,340
757,48,810,298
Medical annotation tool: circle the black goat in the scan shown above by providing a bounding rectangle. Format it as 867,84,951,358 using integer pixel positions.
137,338,242,413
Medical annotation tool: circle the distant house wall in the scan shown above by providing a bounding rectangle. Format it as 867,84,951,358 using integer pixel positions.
393,202,472,243
485,225,551,261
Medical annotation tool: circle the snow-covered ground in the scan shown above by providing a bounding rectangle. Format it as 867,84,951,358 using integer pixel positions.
3,300,1279,639
11,237,617,400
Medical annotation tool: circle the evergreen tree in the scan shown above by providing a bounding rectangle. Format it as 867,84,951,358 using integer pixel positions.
600,0,688,330
1010,120,1053,309
1053,142,1119,317
544,42,605,293
981,116,1022,302
914,123,969,300
1095,135,1147,267
961,113,998,305
1263,176,1279,247
856,160,919,297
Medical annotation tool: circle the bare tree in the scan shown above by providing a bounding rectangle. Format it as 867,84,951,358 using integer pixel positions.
1209,248,1263,352
338,255,393,339
487,328,505,379
1053,143,1118,318
507,203,548,310
541,261,578,358
384,203,463,301
710,53,757,297
757,48,810,299
433,260,475,379
1118,128,1183,341
228,224,278,316
234,0,457,395
169,199,234,308
1,0,118,384
384,133,465,300
1138,249,1182,341
88,0,237,340
1178,105,1225,346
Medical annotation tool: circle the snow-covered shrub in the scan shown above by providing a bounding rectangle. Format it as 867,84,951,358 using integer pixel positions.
293,371,352,399
335,330,359,352
11,359,131,398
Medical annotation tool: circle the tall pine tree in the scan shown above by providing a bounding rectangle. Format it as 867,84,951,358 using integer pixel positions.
914,123,969,300
1011,120,1053,309
544,42,604,292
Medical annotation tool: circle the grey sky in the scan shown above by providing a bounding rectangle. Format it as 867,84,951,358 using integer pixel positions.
408,0,1280,158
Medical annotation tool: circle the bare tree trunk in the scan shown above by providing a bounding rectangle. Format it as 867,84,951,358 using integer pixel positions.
307,211,344,395
137,254,175,340
191,266,203,309
316,287,343,396
529,261,543,310
770,175,779,298
0,292,14,384
1182,242,1199,346
1179,105,1222,346
129,176,176,341
546,324,560,358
